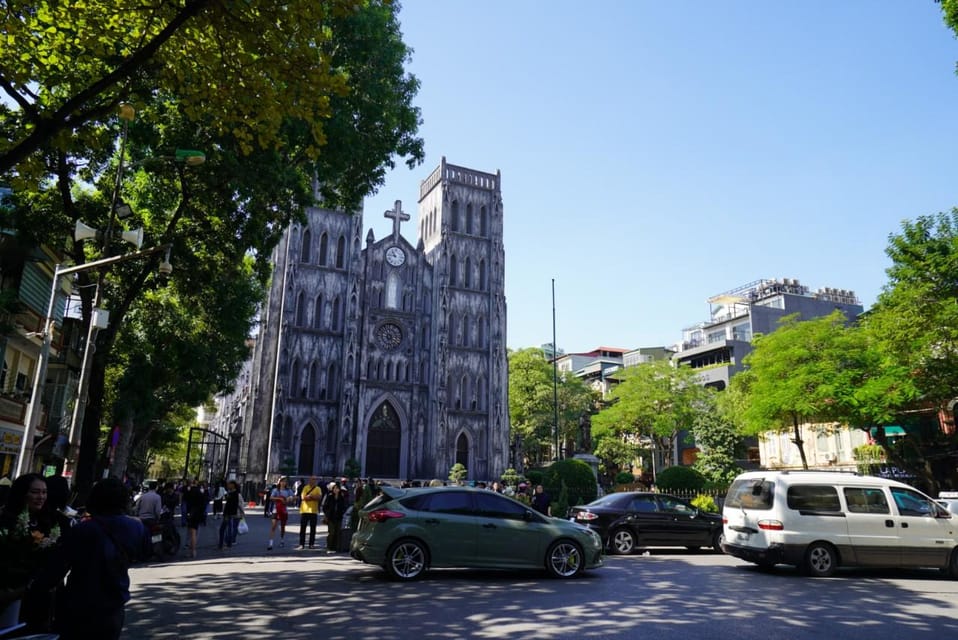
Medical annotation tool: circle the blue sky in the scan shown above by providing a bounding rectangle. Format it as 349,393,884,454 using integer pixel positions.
363,1,958,354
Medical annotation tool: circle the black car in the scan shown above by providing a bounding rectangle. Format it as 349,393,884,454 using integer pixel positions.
570,492,724,555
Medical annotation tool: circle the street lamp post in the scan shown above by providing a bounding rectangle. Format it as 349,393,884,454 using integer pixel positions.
16,246,170,477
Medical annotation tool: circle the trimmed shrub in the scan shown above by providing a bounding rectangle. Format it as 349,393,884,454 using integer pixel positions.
656,465,706,492
614,471,636,485
543,458,597,509
690,494,719,513
525,469,545,487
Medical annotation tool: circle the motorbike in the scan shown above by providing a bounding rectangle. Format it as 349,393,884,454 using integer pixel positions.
145,511,181,561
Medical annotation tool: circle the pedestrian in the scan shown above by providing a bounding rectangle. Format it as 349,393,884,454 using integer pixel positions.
29,477,148,640
266,477,293,550
212,481,226,519
531,484,552,516
0,473,59,633
297,476,321,549
183,479,207,558
322,482,347,553
217,480,243,550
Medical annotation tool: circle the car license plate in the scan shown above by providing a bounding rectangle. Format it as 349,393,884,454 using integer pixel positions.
151,533,163,543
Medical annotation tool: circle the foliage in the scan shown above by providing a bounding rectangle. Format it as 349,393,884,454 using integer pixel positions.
500,467,521,487
525,469,544,487
690,494,719,513
344,459,362,479
507,348,597,466
0,0,426,187
728,311,898,470
448,463,467,485
655,465,706,492
692,393,743,485
592,360,709,472
614,471,636,485
542,458,597,508
852,443,886,476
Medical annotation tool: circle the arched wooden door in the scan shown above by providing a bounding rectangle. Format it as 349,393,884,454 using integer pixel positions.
365,402,400,478
298,423,316,476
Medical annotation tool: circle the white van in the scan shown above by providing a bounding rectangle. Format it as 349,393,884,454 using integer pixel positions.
721,470,958,578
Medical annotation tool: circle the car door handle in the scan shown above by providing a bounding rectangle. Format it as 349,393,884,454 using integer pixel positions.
425,518,440,525
901,522,909,528
482,523,497,529
885,520,894,528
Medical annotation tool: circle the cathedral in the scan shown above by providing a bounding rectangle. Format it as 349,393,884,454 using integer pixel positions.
235,158,510,483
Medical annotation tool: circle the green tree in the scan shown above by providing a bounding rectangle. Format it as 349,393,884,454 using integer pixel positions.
691,394,742,485
507,348,596,466
591,360,708,476
0,0,384,178
863,211,958,490
729,311,874,470
448,463,467,485
1,0,423,495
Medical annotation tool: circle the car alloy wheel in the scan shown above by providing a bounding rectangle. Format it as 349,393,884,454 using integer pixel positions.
804,542,837,578
386,539,427,581
546,540,583,578
610,528,636,555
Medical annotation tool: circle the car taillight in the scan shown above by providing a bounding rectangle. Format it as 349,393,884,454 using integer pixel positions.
757,519,784,531
575,511,598,521
367,509,405,523
722,516,728,524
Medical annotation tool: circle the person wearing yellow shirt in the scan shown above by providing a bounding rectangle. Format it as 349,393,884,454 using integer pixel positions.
298,476,322,549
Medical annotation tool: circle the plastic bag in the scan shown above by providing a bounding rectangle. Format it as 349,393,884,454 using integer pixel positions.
237,518,249,535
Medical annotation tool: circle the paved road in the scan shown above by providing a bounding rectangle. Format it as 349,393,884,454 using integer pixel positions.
124,510,958,640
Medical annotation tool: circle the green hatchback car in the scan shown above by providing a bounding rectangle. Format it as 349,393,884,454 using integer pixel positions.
350,485,604,581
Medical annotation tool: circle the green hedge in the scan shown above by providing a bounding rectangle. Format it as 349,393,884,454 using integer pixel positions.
656,465,706,492
542,459,597,510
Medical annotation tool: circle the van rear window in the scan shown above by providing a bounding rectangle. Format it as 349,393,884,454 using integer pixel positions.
726,478,774,510
787,485,841,512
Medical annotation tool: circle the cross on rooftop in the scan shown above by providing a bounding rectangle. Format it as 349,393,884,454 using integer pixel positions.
385,200,409,243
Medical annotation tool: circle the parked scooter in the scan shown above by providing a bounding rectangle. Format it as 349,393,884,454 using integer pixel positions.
144,510,181,561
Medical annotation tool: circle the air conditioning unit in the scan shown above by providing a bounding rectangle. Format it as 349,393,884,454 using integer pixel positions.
824,452,837,463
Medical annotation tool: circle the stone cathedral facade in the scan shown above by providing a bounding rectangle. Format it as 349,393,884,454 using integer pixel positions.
239,158,509,482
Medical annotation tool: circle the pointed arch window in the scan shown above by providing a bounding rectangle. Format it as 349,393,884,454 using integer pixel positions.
327,362,339,398
295,292,306,326
476,375,486,411
326,418,336,448
336,235,346,268
448,313,456,346
319,232,329,266
480,206,488,237
456,433,469,469
309,361,320,399
479,259,487,290
477,316,486,348
450,200,460,232
385,272,401,309
466,203,474,234
464,257,472,288
449,255,457,287
313,295,323,329
290,358,302,397
461,314,470,347
366,401,401,478
301,229,312,263
332,296,342,331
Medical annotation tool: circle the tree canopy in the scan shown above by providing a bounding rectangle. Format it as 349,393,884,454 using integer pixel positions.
591,360,708,474
507,348,596,466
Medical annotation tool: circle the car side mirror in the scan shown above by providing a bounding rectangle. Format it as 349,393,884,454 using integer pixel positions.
523,510,534,521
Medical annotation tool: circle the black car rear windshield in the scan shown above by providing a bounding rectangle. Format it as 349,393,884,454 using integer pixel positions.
725,478,775,510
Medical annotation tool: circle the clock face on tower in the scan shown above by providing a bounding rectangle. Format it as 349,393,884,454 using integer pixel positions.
385,246,405,267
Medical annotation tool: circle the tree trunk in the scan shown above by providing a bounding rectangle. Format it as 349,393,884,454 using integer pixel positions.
792,414,809,470
109,414,136,483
